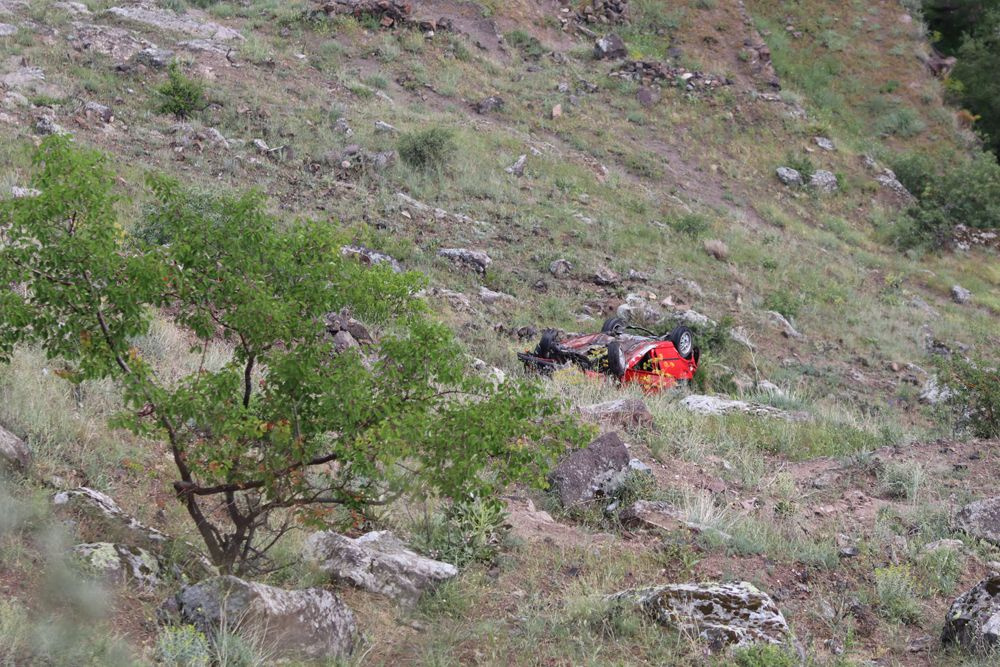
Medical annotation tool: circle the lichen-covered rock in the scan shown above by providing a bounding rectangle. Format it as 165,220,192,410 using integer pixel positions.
73,542,161,590
303,530,457,605
594,33,627,60
775,167,803,186
680,395,809,421
810,169,838,192
106,5,244,42
579,398,654,430
0,424,30,471
942,575,1000,653
173,576,357,662
609,582,790,649
340,244,402,272
548,431,631,507
956,497,1000,547
619,500,684,531
438,248,492,274
951,285,972,304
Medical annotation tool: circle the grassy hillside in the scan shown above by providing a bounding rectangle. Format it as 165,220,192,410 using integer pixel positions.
1,0,999,664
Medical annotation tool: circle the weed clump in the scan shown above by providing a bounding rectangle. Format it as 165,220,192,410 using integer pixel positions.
156,63,206,119
398,127,457,173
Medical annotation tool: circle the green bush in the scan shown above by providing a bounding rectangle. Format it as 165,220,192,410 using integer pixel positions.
783,152,814,181
671,213,712,238
874,565,922,624
763,290,802,320
410,496,508,567
155,626,211,667
875,108,926,137
732,644,799,667
505,30,545,59
877,460,925,500
398,127,457,173
938,357,1000,438
156,63,206,119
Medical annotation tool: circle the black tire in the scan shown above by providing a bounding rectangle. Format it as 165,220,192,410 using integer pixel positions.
668,326,695,359
535,329,559,357
601,316,627,336
607,340,627,378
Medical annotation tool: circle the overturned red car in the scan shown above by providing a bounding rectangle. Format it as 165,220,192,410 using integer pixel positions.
518,317,699,391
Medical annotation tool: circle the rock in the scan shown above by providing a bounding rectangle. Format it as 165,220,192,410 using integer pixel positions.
636,86,659,107
0,22,15,37
10,186,40,198
810,169,838,193
340,244,402,272
609,582,790,648
619,500,685,531
594,33,627,60
680,395,808,421
593,265,620,286
956,497,1000,547
52,487,214,578
334,116,353,136
303,530,457,605
173,575,357,661
875,171,914,201
332,330,358,353
579,399,654,430
438,248,492,274
54,1,91,15
549,258,573,278
0,424,30,471
73,542,160,590
83,101,113,123
505,154,527,176
374,119,396,133
942,575,1000,653
617,293,661,324
813,137,835,151
765,310,803,338
672,309,716,328
951,285,972,304
729,327,755,350
475,96,504,114
132,47,174,69
775,167,803,186
925,539,964,553
252,138,270,153
551,103,562,119
324,311,373,345
919,376,952,404
479,286,514,305
548,431,631,508
35,115,67,136
627,269,650,282
169,123,229,151
106,6,244,42
703,239,729,261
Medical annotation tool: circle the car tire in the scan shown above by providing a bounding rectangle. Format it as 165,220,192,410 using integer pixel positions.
668,326,694,359
607,340,627,378
536,329,558,357
601,316,627,336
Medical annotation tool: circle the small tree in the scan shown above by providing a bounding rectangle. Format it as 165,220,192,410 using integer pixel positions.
156,63,206,119
0,137,584,573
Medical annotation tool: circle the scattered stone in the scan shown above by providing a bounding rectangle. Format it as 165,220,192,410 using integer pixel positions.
438,248,492,274
172,576,357,661
765,310,803,338
617,293,661,324
169,123,229,151
919,376,952,404
627,269,650,282
374,119,396,133
315,0,411,27
34,115,67,136
252,138,270,153
83,100,113,123
775,167,803,187
478,286,514,305
303,530,457,605
672,309,716,328
576,0,630,25
73,542,161,590
334,117,353,136
956,497,1000,547
951,285,972,305
609,582,790,648
942,575,1000,653
551,103,563,119
548,431,631,508
593,265,620,286
703,239,729,261
612,60,731,90
549,258,573,278
324,311,373,345
579,398,654,430
636,86,660,107
810,169,838,193
680,395,809,421
505,154,527,177
340,245,402,272
132,46,174,69
106,5,244,42
813,137,835,151
594,33,627,60
475,96,504,114
0,424,30,471
54,1,91,15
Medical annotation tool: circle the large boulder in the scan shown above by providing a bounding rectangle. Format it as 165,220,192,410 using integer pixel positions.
0,425,30,471
73,542,161,590
609,582,790,649
303,530,457,605
52,487,214,579
956,497,1000,546
172,576,357,662
548,431,631,508
579,398,654,431
942,575,1000,653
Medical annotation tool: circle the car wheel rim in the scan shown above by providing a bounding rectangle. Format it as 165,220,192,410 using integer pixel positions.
679,333,692,356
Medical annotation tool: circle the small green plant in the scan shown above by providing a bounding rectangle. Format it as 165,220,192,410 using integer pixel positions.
876,108,926,137
398,127,457,173
156,63,206,119
763,290,802,320
915,546,962,596
411,496,509,567
155,625,211,667
671,213,712,238
505,30,545,59
874,565,922,624
783,152,814,181
732,644,799,667
877,461,925,500
937,357,1000,438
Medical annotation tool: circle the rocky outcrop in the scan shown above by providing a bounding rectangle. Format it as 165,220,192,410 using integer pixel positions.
340,244,402,272
681,395,808,421
776,167,803,186
810,170,838,193
106,5,244,42
548,431,631,507
942,575,1000,653
956,497,1000,546
579,398,654,430
951,285,972,305
73,542,161,590
438,248,492,274
172,576,357,661
0,425,30,471
609,582,790,649
303,530,457,605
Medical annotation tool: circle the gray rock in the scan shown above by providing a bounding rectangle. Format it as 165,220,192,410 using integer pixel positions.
35,115,67,136
579,398,654,430
505,154,527,176
672,309,716,328
475,96,505,114
174,576,357,662
951,285,972,304
1,65,45,92
619,500,684,531
942,575,1000,653
73,542,161,590
875,172,914,201
478,286,514,305
106,6,244,42
594,33,627,60
54,1,91,15
438,248,492,274
627,269,651,282
303,530,457,606
956,497,1000,547
593,265,620,286
332,330,358,353
549,258,573,278
609,582,790,648
374,120,396,133
132,47,174,69
775,167,803,186
636,86,660,107
10,186,40,198
814,136,835,151
617,294,661,324
0,425,30,471
340,245,402,272
765,310,802,338
680,395,808,421
0,22,15,37
83,101,113,123
919,376,952,404
548,431,631,507
810,169,838,192
334,117,353,136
